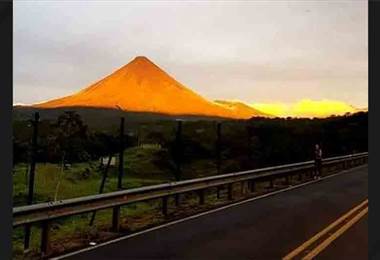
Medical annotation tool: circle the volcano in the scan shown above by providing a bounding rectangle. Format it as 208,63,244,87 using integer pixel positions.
34,56,267,119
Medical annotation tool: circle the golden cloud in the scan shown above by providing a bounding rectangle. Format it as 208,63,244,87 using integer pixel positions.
251,99,362,118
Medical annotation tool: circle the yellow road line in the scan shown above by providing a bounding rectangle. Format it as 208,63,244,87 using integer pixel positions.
302,206,368,259
283,199,368,260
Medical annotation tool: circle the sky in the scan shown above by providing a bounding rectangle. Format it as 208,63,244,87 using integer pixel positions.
14,0,368,113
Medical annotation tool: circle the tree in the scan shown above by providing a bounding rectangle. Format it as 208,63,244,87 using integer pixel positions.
51,111,89,201
53,111,89,163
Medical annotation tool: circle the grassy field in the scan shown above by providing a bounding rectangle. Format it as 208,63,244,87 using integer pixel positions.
12,145,224,259
13,146,176,205
12,145,173,258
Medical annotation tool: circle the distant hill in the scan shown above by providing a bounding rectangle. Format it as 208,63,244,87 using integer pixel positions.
31,56,267,119
214,100,271,118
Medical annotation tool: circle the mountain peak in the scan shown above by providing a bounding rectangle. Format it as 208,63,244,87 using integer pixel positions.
131,56,153,64
134,56,150,61
130,56,156,66
33,56,267,119
122,55,164,76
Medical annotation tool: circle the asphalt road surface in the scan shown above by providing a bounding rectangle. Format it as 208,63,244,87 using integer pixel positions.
64,165,368,260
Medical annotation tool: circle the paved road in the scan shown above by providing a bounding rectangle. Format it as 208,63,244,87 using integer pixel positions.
65,165,368,260
317,215,368,260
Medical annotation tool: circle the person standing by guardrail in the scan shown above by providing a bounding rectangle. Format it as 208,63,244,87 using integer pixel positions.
314,144,323,179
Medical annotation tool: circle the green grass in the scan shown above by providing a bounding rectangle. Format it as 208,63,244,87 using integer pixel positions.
12,146,168,256
12,145,238,259
12,145,182,259
13,146,174,206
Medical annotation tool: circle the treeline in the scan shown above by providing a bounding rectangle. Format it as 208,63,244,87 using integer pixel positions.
13,111,368,177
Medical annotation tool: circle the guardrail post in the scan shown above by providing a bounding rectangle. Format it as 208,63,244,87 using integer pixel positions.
216,186,222,199
285,175,290,185
198,190,205,205
269,177,274,188
240,182,244,195
250,181,255,192
227,183,233,200
112,207,120,232
40,220,50,257
175,194,180,206
309,168,313,178
162,196,168,216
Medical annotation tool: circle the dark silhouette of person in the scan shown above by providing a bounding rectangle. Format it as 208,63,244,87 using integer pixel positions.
314,144,323,179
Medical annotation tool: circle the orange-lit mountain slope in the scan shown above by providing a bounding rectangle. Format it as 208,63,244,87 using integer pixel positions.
34,56,265,119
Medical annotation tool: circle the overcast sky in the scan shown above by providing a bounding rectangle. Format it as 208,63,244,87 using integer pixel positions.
14,0,368,108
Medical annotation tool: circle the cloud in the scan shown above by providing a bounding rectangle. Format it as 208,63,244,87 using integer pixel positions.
13,1,368,108
251,99,361,118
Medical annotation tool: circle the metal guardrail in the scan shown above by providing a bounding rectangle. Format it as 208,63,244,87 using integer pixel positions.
13,152,368,257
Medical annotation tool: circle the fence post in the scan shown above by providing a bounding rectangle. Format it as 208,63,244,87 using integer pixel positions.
90,154,112,226
24,112,39,251
117,117,125,190
246,123,253,169
216,122,222,199
174,120,183,206
112,117,125,232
